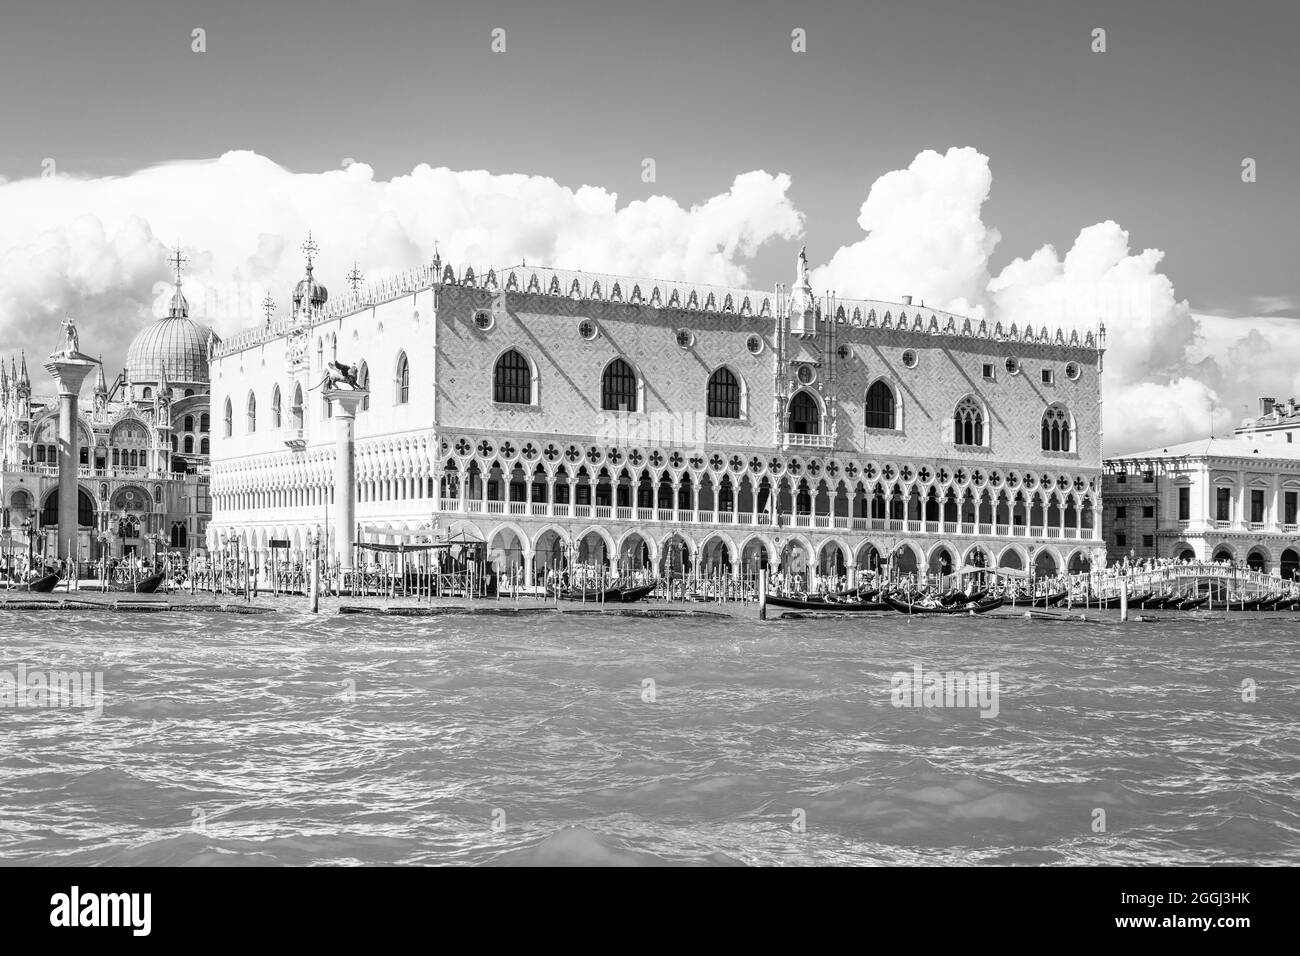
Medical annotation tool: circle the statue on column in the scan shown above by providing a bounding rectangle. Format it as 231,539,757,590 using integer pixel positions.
322,359,361,390
60,315,80,355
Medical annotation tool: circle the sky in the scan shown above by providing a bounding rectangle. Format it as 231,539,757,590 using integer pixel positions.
0,0,1297,452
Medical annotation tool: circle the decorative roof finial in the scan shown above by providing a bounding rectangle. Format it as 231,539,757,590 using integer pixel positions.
262,291,276,326
346,261,364,295
301,231,320,271
168,242,189,287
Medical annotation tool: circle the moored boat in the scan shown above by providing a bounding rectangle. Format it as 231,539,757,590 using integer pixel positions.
766,593,892,612
883,594,1004,615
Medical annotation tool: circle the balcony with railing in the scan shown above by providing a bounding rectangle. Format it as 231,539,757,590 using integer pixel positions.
782,432,835,449
427,495,1102,544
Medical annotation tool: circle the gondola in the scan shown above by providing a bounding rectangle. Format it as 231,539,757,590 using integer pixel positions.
1030,591,1067,608
1176,595,1209,610
883,594,1004,615
1082,591,1151,609
1138,594,1174,610
547,586,623,602
939,588,988,606
23,572,59,593
617,582,656,603
765,593,892,612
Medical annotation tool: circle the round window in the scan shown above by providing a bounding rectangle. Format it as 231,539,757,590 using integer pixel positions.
578,319,597,340
472,309,493,331
1004,356,1020,375
676,329,694,349
746,334,764,355
1065,361,1081,381
836,344,850,361
901,349,918,369
796,364,816,385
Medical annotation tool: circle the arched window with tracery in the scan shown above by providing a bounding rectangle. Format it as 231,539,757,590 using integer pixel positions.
953,396,983,446
707,367,741,419
271,385,282,428
601,358,638,412
356,361,370,411
494,349,533,405
787,390,820,435
394,352,410,405
291,384,304,429
246,391,257,433
223,398,233,438
864,380,896,429
1041,405,1071,452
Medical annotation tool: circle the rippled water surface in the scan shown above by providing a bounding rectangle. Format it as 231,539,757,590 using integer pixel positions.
1,608,1297,865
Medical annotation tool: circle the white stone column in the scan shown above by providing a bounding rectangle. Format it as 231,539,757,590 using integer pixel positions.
325,388,368,573
44,349,96,564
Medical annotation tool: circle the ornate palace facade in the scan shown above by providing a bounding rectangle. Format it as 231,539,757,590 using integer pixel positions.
0,267,215,565
208,242,1106,581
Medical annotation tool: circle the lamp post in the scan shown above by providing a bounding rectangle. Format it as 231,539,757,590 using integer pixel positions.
22,516,34,577
309,525,321,613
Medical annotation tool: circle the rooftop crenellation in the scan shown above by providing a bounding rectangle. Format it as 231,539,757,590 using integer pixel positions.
214,256,1106,358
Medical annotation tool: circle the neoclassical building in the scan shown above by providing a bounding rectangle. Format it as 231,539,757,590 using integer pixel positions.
208,242,1106,581
0,264,216,565
1103,429,1300,578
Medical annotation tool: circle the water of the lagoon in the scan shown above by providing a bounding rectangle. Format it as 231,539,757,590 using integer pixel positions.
0,608,1296,866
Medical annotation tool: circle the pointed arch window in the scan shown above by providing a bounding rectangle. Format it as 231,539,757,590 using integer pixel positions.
246,391,257,433
601,358,638,412
271,385,282,428
223,398,233,438
291,384,304,429
395,352,410,405
954,396,983,446
787,390,820,435
865,380,897,429
707,367,741,419
356,361,370,411
1041,405,1071,452
494,349,533,405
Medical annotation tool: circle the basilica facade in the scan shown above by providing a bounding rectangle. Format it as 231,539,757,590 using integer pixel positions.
0,270,215,566
208,242,1106,582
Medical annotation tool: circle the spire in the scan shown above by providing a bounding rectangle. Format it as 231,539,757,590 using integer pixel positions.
94,355,108,397
17,351,29,389
167,242,191,319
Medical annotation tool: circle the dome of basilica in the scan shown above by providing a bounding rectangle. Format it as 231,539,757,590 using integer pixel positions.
124,287,218,386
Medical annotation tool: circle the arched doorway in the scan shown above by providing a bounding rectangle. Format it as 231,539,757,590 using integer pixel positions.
40,488,96,528
929,546,953,578
1246,548,1267,572
740,538,769,574
1281,548,1299,580
1033,550,1058,577
1212,546,1234,563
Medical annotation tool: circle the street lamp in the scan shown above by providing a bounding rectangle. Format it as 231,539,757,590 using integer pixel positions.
21,516,33,575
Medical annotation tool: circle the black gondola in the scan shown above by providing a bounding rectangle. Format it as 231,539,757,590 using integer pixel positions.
1176,595,1209,610
883,594,1004,615
547,586,623,602
765,593,892,612
618,582,656,603
1030,591,1067,608
24,572,59,593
